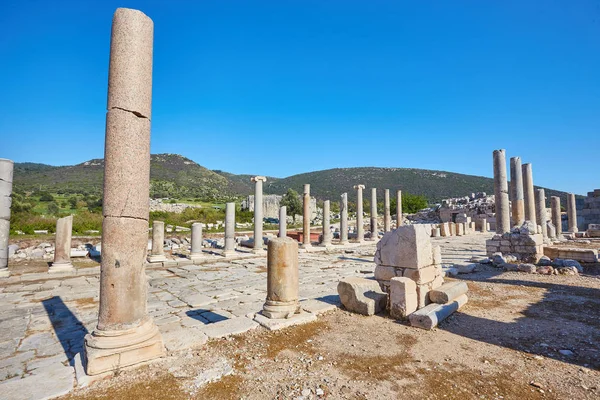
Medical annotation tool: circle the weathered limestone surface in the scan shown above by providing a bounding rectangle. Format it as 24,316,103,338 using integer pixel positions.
337,277,387,316
522,163,537,226
493,149,510,234
224,202,236,255
302,184,312,248
354,185,365,242
396,190,403,227
384,189,391,232
148,220,167,263
370,188,377,238
409,294,468,330
551,196,562,236
50,215,74,272
429,281,468,304
535,189,548,239
251,176,267,253
510,157,525,227
262,237,300,318
389,277,417,319
278,206,287,238
567,193,578,233
339,193,349,245
320,200,332,246
0,158,13,277
188,222,203,260
84,7,164,376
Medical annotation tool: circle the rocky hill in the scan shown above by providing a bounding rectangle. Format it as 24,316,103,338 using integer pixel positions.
13,155,572,204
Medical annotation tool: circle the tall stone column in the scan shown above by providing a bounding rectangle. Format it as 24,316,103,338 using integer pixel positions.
320,200,332,246
301,184,312,248
278,206,287,238
262,237,300,318
509,157,525,227
188,222,203,261
383,189,391,232
148,220,167,263
493,149,510,234
49,215,74,272
224,202,236,255
354,185,365,242
251,176,267,253
522,163,537,226
551,196,562,236
535,189,548,238
85,8,164,376
339,193,349,245
567,193,578,233
370,188,378,238
0,158,13,278
396,190,403,227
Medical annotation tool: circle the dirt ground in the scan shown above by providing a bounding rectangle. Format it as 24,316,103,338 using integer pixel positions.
60,264,600,400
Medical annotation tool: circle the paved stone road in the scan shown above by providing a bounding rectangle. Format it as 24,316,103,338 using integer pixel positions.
0,233,491,399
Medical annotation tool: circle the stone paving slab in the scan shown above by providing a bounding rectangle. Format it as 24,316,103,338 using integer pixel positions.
253,311,317,331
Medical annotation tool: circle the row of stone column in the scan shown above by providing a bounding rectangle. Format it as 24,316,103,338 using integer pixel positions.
493,149,578,237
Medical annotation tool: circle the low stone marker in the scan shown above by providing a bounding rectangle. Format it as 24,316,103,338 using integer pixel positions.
337,277,387,316
389,277,417,319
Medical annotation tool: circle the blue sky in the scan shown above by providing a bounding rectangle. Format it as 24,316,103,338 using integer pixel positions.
1,1,598,195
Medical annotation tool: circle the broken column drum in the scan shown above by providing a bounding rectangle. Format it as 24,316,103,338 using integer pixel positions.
339,193,349,245
567,193,578,232
493,149,510,234
396,190,403,227
370,188,377,238
302,184,311,247
148,220,167,262
278,206,287,238
522,163,537,226
535,188,548,238
188,222,203,260
224,202,236,255
551,196,562,236
510,156,525,227
251,176,267,252
354,185,365,242
84,8,164,376
262,237,300,318
0,158,13,278
50,215,74,272
384,189,391,232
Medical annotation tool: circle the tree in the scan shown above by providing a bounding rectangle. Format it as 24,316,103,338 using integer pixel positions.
280,188,302,223
47,202,60,215
39,192,54,202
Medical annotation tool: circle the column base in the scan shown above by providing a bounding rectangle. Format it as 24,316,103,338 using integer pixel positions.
0,268,9,278
222,250,236,258
48,262,75,273
147,254,167,263
187,253,204,261
84,318,165,376
262,299,300,319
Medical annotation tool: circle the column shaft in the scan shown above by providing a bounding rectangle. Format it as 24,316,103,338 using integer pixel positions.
50,215,74,272
383,189,390,232
567,193,578,232
189,222,203,260
493,149,510,234
224,202,236,254
510,157,525,226
535,189,548,238
148,220,166,262
302,184,311,247
396,190,402,227
279,206,287,238
321,200,332,245
522,163,537,226
262,237,300,318
370,188,377,237
551,196,562,236
340,193,348,244
251,177,266,251
0,159,13,277
355,185,364,242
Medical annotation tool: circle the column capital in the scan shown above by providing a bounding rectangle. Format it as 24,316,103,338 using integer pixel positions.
251,176,267,183
353,184,365,190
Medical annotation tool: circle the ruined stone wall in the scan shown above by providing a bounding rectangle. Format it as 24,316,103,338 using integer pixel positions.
580,189,600,230
243,194,317,220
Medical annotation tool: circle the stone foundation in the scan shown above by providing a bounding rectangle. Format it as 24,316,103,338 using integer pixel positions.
485,222,544,263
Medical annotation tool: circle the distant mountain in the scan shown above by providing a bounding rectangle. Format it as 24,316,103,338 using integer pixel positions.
12,155,573,205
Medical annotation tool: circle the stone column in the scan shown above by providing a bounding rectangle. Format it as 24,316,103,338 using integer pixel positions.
396,190,403,227
262,237,300,318
383,189,391,232
301,184,311,248
85,8,164,376
188,222,203,261
339,193,349,245
522,163,537,226
535,189,548,238
354,185,365,242
509,157,525,227
0,159,13,278
148,220,167,263
551,196,562,236
0,158,14,278
493,149,510,234
320,200,332,246
278,206,287,238
567,193,578,233
224,202,236,255
480,217,488,233
251,176,267,253
49,215,74,272
370,188,378,238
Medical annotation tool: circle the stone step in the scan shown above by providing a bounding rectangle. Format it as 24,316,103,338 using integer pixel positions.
409,294,468,330
428,281,468,304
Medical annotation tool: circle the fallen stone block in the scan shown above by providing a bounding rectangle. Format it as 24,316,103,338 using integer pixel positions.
389,277,417,319
409,294,468,330
429,281,468,304
337,277,387,316
517,263,536,273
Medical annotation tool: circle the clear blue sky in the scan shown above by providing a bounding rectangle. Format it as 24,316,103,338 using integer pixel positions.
1,1,598,195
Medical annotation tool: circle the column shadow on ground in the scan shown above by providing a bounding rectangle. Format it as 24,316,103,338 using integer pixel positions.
440,271,600,370
42,296,89,366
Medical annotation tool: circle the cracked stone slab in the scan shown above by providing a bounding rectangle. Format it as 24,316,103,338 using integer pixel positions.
253,311,317,331
0,363,74,400
177,292,217,308
200,317,258,339
162,327,208,352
